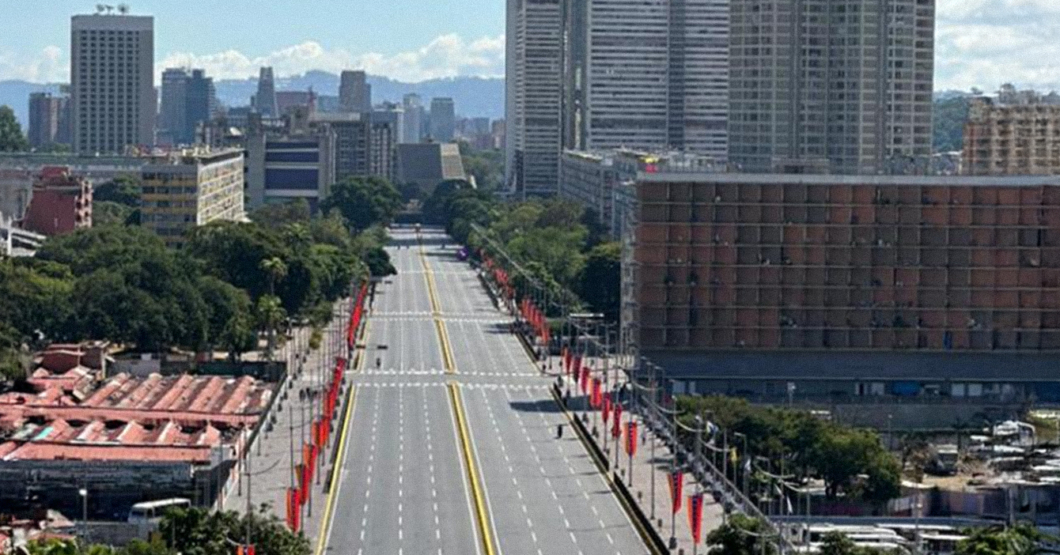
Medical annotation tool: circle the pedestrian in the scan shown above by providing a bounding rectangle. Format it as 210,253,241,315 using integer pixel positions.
557,424,564,439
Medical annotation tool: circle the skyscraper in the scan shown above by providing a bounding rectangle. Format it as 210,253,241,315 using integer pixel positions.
429,98,456,142
71,12,155,154
339,70,372,113
505,0,564,197
728,0,936,174
28,92,71,148
402,93,424,144
254,67,278,117
159,68,189,145
160,68,216,145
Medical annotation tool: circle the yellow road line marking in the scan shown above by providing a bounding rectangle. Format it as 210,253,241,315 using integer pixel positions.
315,385,358,555
421,246,457,374
448,382,496,555
316,297,372,554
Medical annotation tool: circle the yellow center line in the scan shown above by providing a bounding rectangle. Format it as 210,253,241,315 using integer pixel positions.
315,305,371,555
448,382,497,555
420,244,457,374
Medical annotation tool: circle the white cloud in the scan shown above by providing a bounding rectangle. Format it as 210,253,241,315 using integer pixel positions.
0,45,66,83
935,1,1060,93
159,34,505,83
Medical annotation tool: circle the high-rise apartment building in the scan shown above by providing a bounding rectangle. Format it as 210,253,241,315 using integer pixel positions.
505,0,564,197
28,92,71,149
71,13,155,154
160,68,216,146
339,70,372,113
429,98,456,142
373,103,406,145
254,67,278,117
140,148,245,248
309,113,395,183
963,96,1060,176
402,94,424,144
728,0,936,175
567,0,729,159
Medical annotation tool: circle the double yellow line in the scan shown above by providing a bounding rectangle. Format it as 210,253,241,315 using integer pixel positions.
448,382,496,555
420,246,456,374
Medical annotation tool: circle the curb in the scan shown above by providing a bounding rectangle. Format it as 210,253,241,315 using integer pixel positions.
550,385,670,555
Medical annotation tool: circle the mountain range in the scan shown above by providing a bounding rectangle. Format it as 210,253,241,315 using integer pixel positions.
0,71,505,129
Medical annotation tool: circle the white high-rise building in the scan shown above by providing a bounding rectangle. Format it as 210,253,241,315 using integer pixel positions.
505,0,564,197
728,0,936,174
402,94,424,144
71,13,155,154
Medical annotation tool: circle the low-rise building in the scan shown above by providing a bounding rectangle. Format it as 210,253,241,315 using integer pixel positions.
21,166,92,236
140,148,245,247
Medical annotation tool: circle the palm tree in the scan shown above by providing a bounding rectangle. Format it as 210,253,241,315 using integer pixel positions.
256,295,287,362
260,257,288,297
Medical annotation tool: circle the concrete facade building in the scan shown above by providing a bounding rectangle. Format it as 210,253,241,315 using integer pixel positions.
21,167,92,237
140,148,245,247
253,67,278,117
339,70,371,113
506,0,565,197
396,143,467,194
159,68,216,146
373,103,406,145
71,13,155,154
728,0,936,175
566,0,729,160
963,97,1060,176
429,97,456,142
310,112,396,184
402,93,425,144
28,92,71,149
246,119,335,211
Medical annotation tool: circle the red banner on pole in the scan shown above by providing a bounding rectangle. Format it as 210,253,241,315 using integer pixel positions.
612,403,623,438
580,366,589,393
591,378,601,409
668,471,684,514
688,493,705,544
602,393,612,423
625,421,638,456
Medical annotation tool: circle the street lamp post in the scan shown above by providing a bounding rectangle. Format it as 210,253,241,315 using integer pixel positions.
78,487,88,541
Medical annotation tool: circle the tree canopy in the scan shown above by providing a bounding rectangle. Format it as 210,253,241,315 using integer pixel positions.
94,175,142,207
0,105,28,152
321,176,403,232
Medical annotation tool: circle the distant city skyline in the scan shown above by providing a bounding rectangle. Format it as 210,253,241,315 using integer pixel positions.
0,0,1056,91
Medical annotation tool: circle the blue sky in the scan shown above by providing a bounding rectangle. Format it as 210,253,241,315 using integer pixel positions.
0,0,505,83
1,0,1059,92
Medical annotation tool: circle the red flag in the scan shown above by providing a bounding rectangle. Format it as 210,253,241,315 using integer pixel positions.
612,404,623,438
580,366,589,393
247,546,256,555
668,471,684,514
591,378,602,409
286,488,297,530
625,421,638,456
688,493,705,543
602,393,612,423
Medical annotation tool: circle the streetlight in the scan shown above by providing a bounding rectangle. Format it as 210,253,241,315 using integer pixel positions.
78,488,88,540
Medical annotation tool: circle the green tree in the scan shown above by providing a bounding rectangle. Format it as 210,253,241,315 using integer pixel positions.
321,176,403,232
933,95,972,153
92,200,135,227
199,276,257,360
819,531,892,555
957,524,1050,555
255,295,286,362
0,105,28,152
249,199,311,230
578,242,621,321
706,514,778,555
159,506,309,555
94,174,142,207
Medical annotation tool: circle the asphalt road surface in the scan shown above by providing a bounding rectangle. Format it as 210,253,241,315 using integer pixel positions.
321,226,648,555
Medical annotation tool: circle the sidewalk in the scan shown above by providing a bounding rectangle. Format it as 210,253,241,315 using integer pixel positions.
224,301,351,540
557,365,726,555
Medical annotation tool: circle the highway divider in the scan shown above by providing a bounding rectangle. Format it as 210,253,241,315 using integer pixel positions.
448,382,497,555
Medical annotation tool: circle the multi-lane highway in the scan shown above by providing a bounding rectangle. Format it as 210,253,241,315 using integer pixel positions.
319,227,649,555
